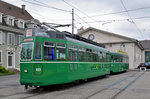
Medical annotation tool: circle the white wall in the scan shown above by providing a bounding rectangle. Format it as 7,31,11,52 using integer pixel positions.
80,30,131,43
134,44,142,68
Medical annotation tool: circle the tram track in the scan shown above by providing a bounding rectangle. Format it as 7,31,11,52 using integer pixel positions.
0,87,52,99
0,85,66,99
111,72,145,99
21,91,49,99
0,71,143,99
85,71,144,99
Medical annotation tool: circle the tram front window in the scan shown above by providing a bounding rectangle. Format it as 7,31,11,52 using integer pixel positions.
21,43,33,60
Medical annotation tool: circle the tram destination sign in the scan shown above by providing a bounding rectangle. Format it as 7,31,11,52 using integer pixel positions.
26,29,33,37
23,38,33,42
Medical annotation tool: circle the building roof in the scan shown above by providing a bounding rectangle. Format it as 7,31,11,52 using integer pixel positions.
77,27,144,50
77,27,137,42
0,0,33,20
140,40,150,50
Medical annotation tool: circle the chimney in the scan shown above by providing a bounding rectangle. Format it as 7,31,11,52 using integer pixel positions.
77,26,84,32
21,5,25,13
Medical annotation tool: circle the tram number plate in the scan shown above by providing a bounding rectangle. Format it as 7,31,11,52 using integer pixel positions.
36,68,41,71
34,64,43,75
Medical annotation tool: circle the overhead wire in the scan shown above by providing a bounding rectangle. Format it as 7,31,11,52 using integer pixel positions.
29,10,58,23
21,0,71,13
23,0,91,28
62,0,93,27
22,0,149,37
74,15,150,24
34,0,91,26
74,13,91,26
81,5,150,18
120,0,144,39
62,0,96,21
28,4,150,22
62,0,109,30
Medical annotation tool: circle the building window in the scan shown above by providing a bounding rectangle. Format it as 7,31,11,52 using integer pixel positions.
18,20,24,28
0,13,2,23
8,33,15,45
145,51,150,62
0,31,6,45
2,32,6,44
16,35,23,45
88,34,95,40
120,44,125,51
0,50,2,64
8,17,14,26
19,21,24,28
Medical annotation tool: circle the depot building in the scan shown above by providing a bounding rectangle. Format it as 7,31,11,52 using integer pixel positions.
77,27,150,69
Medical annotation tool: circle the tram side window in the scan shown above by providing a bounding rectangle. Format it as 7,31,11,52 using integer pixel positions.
69,45,78,61
103,53,107,62
123,57,126,63
98,52,103,62
35,42,42,60
106,53,110,62
113,56,118,62
113,55,122,62
56,43,66,61
93,50,98,62
117,56,122,62
86,48,92,62
120,56,123,62
78,47,85,61
44,41,55,60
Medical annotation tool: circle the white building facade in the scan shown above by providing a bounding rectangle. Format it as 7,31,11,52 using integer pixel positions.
0,1,33,69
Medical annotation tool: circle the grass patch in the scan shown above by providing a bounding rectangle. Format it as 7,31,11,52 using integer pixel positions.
0,66,15,76
0,72,15,76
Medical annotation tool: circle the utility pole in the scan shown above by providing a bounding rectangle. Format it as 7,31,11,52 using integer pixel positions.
72,8,74,34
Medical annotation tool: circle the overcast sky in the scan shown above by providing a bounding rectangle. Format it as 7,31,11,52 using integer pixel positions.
2,0,150,40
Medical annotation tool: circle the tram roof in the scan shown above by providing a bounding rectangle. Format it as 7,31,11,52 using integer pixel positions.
24,28,106,49
64,31,105,48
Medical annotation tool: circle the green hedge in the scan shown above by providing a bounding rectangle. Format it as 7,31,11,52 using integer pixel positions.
0,66,9,73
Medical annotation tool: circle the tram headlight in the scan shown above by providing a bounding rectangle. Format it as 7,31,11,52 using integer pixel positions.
24,69,28,73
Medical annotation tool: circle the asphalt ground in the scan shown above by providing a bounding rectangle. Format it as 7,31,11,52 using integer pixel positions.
0,70,150,99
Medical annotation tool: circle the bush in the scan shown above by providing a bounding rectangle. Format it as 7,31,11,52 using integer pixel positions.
0,66,9,73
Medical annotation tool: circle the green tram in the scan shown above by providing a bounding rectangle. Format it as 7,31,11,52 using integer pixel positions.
110,52,129,73
20,28,129,88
